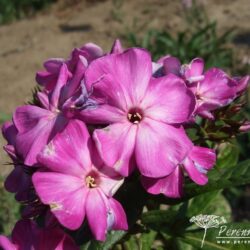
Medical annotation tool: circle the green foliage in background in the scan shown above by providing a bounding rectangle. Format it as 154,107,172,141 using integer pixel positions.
78,158,250,249
0,0,56,24
125,22,234,70
0,177,20,235
0,112,11,125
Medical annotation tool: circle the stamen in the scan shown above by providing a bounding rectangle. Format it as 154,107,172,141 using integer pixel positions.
127,108,143,124
50,203,62,211
85,175,97,188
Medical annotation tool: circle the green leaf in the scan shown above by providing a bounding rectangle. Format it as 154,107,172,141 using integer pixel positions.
102,231,127,250
173,239,194,250
140,230,157,250
142,191,219,229
123,235,139,250
142,191,232,249
81,231,126,250
216,142,240,169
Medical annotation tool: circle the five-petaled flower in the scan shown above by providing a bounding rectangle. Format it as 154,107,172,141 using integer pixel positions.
32,120,127,241
80,48,196,177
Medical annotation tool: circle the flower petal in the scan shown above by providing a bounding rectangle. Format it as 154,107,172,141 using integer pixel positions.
189,146,216,170
36,71,58,90
32,172,87,230
79,104,125,124
198,68,236,105
49,63,70,109
108,198,128,230
135,118,192,178
44,58,64,73
0,236,17,250
141,167,183,198
37,92,50,110
98,166,124,197
163,56,181,75
14,105,68,165
12,220,35,249
85,48,152,108
110,39,123,54
62,56,87,101
93,122,137,177
79,43,103,62
4,165,32,202
38,120,92,176
2,121,17,145
142,74,196,124
15,118,55,166
86,189,108,241
15,113,68,166
183,157,208,185
234,75,249,96
13,105,52,133
183,58,204,81
38,227,80,250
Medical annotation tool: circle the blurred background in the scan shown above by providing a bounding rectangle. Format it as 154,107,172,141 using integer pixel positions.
0,0,250,238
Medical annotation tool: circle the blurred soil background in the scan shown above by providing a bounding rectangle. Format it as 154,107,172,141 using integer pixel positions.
0,0,250,235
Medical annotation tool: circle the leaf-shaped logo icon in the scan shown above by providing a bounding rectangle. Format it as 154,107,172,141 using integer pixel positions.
190,214,227,248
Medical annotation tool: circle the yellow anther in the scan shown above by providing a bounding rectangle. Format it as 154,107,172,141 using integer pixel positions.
136,112,142,119
86,176,97,188
127,113,132,120
49,203,62,211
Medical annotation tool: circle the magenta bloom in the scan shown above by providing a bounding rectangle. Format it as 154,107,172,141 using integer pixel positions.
239,121,250,132
36,43,103,91
0,219,79,250
2,122,47,218
142,146,216,198
110,39,123,54
2,121,34,202
13,64,72,166
166,57,205,83
14,43,105,166
32,120,127,241
80,48,195,177
192,68,237,119
163,57,249,119
2,121,18,160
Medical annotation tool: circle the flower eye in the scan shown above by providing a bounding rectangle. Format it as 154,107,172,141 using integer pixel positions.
127,108,143,124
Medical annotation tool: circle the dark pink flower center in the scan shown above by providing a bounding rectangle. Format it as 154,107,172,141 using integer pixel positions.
85,170,100,188
127,108,143,124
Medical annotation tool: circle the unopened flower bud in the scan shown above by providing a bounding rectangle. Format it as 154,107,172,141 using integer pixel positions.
239,121,250,132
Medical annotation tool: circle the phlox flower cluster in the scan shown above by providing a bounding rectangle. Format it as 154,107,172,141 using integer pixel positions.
1,39,249,249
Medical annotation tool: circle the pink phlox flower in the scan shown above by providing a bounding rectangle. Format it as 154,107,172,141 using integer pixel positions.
0,219,79,250
2,121,35,202
36,43,103,91
32,120,128,241
80,48,196,178
239,120,250,132
163,56,249,119
141,146,216,198
13,64,73,166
